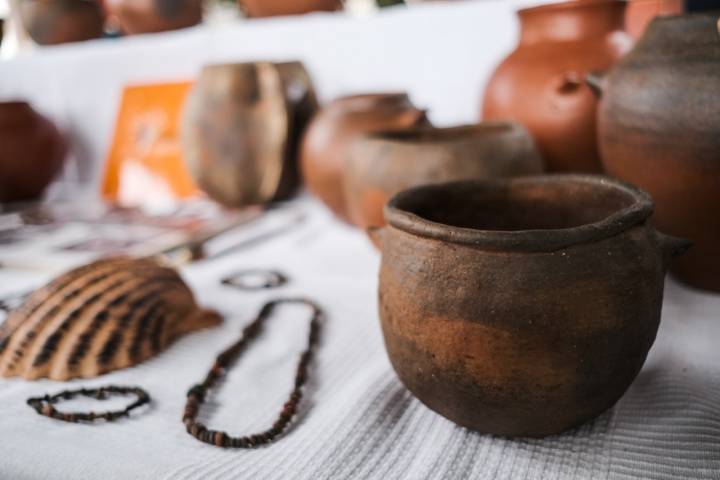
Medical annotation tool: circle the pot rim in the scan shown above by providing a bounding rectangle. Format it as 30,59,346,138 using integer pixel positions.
364,121,522,145
385,175,654,252
519,0,625,16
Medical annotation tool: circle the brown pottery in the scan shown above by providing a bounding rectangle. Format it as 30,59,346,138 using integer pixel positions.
19,0,105,45
301,93,427,221
625,0,685,39
592,13,720,292
482,0,630,173
0,102,66,203
104,0,202,34
344,122,543,232
239,0,341,18
182,61,318,207
377,175,689,437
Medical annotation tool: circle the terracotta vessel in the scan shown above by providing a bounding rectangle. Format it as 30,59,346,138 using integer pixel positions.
625,0,684,39
0,102,66,203
182,61,318,207
345,122,543,233
18,0,105,45
377,175,689,437
104,0,202,34
239,0,341,18
482,0,630,173
592,13,720,292
301,93,427,221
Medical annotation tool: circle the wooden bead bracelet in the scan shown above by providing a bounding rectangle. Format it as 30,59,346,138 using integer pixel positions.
27,385,151,423
183,297,323,448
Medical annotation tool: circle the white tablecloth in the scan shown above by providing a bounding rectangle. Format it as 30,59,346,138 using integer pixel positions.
0,199,719,480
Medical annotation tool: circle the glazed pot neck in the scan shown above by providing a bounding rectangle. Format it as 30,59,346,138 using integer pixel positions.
518,0,626,44
637,12,720,50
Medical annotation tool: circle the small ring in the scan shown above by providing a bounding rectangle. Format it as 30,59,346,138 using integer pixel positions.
26,385,151,423
221,270,288,291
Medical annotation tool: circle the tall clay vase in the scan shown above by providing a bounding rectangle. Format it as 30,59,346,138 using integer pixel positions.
593,13,720,292
182,62,317,207
482,0,631,173
345,123,543,232
300,93,427,221
377,175,689,437
18,0,105,45
239,0,341,18
625,0,684,39
104,0,202,34
0,102,66,203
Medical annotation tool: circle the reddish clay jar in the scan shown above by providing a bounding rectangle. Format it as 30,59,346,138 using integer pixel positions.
0,102,66,203
104,0,202,34
19,0,105,45
625,0,685,39
239,0,341,18
482,0,630,173
593,13,720,292
300,93,427,221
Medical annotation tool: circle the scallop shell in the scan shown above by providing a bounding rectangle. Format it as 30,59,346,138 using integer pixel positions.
0,257,221,381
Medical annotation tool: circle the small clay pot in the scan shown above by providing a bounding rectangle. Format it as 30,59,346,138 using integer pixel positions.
239,0,341,18
18,0,105,45
104,0,202,34
344,122,543,233
482,0,630,173
182,61,317,207
377,175,689,438
625,0,685,39
300,93,427,221
592,13,720,292
0,102,66,203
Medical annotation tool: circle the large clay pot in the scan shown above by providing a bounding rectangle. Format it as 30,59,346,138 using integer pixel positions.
239,0,341,18
0,102,66,203
482,0,630,173
18,0,105,45
104,0,202,34
593,13,720,292
377,175,689,437
625,0,684,39
301,93,427,221
345,122,543,232
182,61,317,207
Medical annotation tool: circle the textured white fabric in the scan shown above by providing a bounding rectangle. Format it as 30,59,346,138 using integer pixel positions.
0,199,719,480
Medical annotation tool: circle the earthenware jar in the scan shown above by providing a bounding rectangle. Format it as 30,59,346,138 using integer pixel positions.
301,93,427,221
18,0,105,45
377,175,689,437
592,13,720,292
344,122,543,232
625,0,684,39
182,61,317,207
239,0,341,18
104,0,202,34
482,0,630,173
0,102,66,203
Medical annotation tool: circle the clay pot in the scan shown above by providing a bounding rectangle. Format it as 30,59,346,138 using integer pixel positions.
376,175,689,437
625,0,684,39
182,61,318,207
104,0,202,34
592,13,720,292
482,0,630,173
239,0,341,18
345,122,543,233
0,102,66,203
301,93,427,221
18,0,105,45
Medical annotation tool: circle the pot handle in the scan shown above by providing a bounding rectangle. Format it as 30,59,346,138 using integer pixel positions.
586,71,607,98
367,226,386,249
656,231,692,266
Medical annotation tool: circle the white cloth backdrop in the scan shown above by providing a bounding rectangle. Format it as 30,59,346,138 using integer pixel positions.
1,2,720,479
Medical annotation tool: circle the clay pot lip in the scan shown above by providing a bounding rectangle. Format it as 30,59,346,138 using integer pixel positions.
364,122,521,145
518,0,624,16
330,92,411,110
385,175,654,252
0,101,31,109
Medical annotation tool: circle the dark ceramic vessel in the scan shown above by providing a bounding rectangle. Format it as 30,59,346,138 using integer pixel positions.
19,0,105,45
182,61,317,207
105,0,202,34
344,122,543,232
482,0,630,173
300,93,427,221
593,13,720,292
0,102,66,203
377,175,688,437
239,0,341,18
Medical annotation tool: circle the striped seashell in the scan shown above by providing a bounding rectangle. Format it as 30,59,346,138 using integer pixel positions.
0,257,221,381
